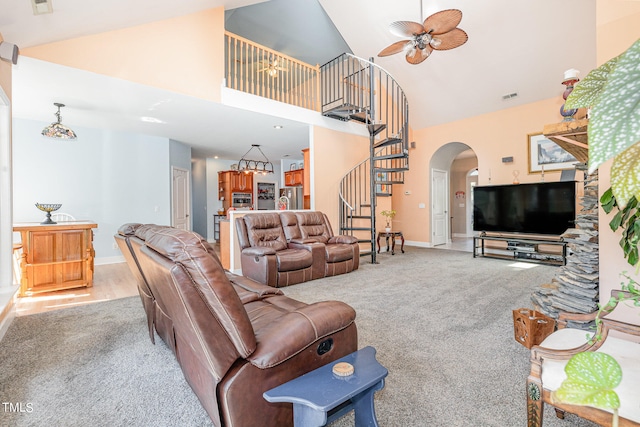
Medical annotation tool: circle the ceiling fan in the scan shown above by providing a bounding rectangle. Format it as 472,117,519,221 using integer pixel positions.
258,57,287,77
378,9,468,65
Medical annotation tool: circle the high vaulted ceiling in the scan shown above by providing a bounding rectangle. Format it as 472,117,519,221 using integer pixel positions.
1,0,596,160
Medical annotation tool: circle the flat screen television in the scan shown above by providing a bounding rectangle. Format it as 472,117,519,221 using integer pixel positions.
473,181,576,235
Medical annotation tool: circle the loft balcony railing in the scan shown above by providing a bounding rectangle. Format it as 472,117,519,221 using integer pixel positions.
224,31,320,111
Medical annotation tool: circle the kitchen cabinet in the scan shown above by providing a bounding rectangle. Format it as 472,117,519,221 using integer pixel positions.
231,172,253,193
284,169,303,187
13,221,97,297
219,170,255,214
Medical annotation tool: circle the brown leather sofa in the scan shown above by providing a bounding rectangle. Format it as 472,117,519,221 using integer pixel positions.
115,224,357,427
235,211,359,287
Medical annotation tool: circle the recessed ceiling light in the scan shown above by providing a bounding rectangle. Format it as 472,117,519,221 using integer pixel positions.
274,125,283,129
214,156,219,159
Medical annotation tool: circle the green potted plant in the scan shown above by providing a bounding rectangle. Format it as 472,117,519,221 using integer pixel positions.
380,210,396,232
549,37,640,426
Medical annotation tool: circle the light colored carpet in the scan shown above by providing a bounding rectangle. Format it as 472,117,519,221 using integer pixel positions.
0,247,599,426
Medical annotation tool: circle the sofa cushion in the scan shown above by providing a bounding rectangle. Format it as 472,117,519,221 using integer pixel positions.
144,227,257,358
295,211,332,243
325,244,354,263
276,248,314,272
279,211,302,241
244,213,288,251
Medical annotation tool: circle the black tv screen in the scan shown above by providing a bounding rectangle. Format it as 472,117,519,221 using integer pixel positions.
473,181,576,235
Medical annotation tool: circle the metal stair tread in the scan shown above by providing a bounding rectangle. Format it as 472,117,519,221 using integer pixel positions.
373,137,402,148
374,167,410,172
367,123,386,136
374,152,408,161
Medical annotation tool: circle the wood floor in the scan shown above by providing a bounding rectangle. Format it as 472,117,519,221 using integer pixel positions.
14,262,139,317
14,241,223,317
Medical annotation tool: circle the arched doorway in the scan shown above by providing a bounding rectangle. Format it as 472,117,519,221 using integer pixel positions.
429,143,477,249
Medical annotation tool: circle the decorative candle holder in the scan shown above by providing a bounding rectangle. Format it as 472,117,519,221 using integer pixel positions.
35,203,62,224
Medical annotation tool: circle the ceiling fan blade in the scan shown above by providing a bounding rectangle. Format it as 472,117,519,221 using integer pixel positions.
378,40,411,57
405,46,432,64
423,9,463,35
431,28,468,50
389,21,425,38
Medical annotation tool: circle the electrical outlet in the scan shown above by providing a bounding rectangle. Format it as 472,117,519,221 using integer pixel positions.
112,242,118,250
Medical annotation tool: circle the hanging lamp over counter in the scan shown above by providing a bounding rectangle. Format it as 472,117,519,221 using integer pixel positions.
237,144,274,174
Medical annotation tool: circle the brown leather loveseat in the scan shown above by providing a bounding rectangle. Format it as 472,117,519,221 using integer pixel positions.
235,211,359,288
115,224,357,427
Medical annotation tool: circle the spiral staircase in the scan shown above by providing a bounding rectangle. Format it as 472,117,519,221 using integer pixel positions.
320,54,410,263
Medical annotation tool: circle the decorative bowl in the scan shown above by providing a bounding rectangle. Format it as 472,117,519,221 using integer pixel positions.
35,203,62,224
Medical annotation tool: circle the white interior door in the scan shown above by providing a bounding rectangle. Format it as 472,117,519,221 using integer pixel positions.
432,169,448,246
172,167,191,230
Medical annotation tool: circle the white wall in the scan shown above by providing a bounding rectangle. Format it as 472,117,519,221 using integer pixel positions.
12,118,171,264
191,157,208,238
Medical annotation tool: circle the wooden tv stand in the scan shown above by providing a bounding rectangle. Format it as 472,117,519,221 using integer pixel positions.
473,233,567,266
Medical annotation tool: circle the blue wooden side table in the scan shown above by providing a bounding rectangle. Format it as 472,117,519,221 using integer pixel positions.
263,346,388,427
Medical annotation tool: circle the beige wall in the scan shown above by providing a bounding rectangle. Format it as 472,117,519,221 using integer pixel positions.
311,125,369,228
450,156,478,235
0,34,11,99
396,96,564,243
21,8,225,102
595,1,640,308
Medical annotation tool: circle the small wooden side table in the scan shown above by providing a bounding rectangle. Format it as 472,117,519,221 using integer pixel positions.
377,231,404,255
263,346,387,427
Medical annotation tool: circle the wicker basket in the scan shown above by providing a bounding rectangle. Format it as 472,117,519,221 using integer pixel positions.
512,308,556,349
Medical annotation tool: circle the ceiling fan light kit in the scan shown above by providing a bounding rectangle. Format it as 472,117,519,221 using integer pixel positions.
378,8,468,64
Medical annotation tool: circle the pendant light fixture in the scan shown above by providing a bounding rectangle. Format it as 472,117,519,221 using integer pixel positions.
237,144,274,175
41,103,77,140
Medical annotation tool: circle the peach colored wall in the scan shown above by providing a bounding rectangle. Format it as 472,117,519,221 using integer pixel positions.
595,1,640,313
450,156,478,235
396,96,564,243
311,126,369,228
21,8,225,102
0,34,11,99
596,0,640,65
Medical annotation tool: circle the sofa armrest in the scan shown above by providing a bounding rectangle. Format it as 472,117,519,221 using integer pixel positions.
240,251,278,287
288,241,325,280
247,301,356,368
329,235,358,245
226,271,283,298
289,238,317,245
242,246,277,257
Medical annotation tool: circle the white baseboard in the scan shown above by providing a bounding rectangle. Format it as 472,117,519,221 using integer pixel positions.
403,240,432,248
95,256,125,266
0,286,19,342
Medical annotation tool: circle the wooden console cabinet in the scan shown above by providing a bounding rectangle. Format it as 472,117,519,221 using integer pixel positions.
13,221,97,297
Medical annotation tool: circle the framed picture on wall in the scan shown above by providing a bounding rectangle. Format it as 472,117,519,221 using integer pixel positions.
527,132,578,173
